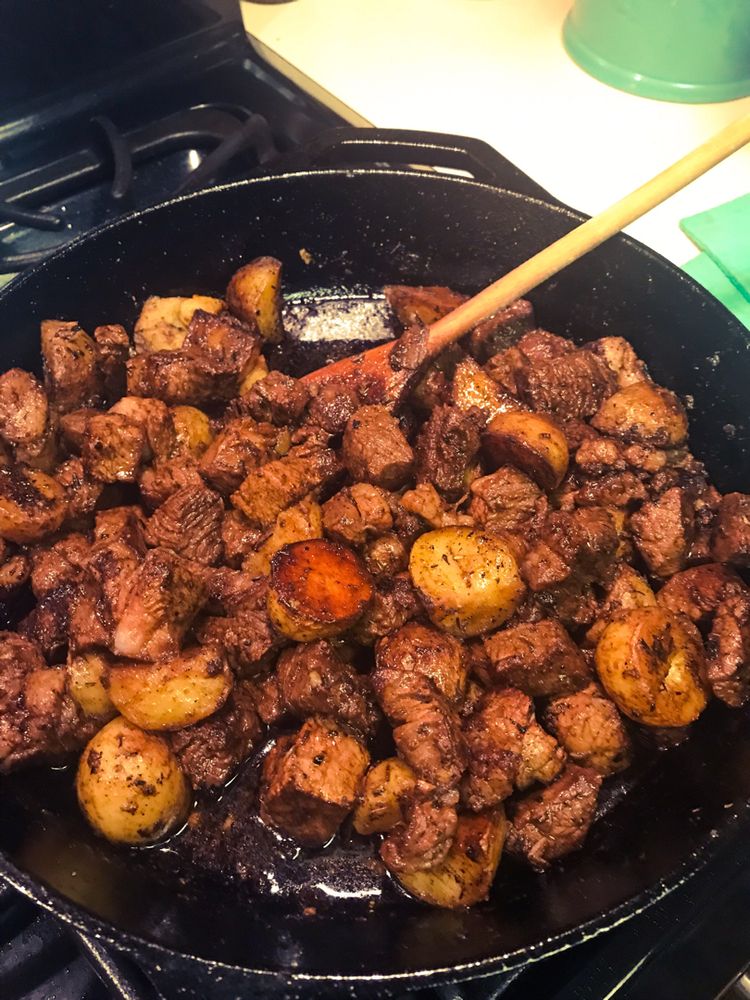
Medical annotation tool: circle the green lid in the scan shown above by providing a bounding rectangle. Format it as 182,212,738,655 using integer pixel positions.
563,0,750,104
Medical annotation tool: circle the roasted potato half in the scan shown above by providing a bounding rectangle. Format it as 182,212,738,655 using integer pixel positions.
591,382,688,447
108,645,232,731
451,357,521,423
172,405,213,457
67,650,116,719
76,717,190,845
395,808,507,909
353,757,416,835
239,355,270,397
595,607,709,727
226,257,284,342
268,539,374,641
409,527,524,637
0,465,67,543
243,494,322,577
482,411,569,490
133,295,224,353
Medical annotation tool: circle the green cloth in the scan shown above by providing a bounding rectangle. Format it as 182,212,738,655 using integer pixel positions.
682,252,750,329
680,192,750,304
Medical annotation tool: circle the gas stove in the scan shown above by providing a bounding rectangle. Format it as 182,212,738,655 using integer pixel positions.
2,2,750,998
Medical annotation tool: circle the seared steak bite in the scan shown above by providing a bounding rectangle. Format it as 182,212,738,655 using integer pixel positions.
41,320,99,412
544,684,631,776
706,593,750,707
517,349,616,420
481,620,591,697
199,417,278,495
380,786,458,873
244,370,310,425
259,715,370,847
231,447,341,529
306,379,360,434
711,493,750,566
145,484,224,566
414,404,483,500
468,466,543,534
0,369,49,450
342,405,414,490
82,413,146,483
139,455,205,510
322,483,393,547
656,563,748,626
507,764,602,870
631,486,694,577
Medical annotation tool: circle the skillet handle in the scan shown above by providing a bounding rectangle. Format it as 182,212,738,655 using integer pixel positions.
295,126,565,206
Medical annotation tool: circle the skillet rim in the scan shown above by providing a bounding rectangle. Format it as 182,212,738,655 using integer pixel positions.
0,165,748,986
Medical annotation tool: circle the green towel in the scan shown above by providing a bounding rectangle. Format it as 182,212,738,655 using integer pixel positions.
682,252,750,329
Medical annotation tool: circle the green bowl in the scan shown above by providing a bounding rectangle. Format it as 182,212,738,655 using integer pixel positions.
564,0,750,103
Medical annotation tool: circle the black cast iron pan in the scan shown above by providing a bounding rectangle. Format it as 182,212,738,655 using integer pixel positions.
0,129,749,997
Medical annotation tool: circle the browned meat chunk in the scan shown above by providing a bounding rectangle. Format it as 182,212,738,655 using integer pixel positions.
41,320,99,412
631,486,694,577
0,369,49,450
109,396,176,462
199,417,277,495
113,548,206,660
55,458,103,519
275,640,378,734
377,623,467,704
544,685,631,775
244,371,310,425
30,533,90,598
139,455,205,510
145,485,224,566
259,715,370,847
68,538,142,651
380,786,458,873
374,627,467,789
468,467,543,534
94,506,147,552
706,594,750,707
93,323,130,401
711,493,750,566
384,284,467,329
351,574,423,645
231,447,341,529
517,349,616,420
168,680,262,789
516,328,574,364
574,471,648,509
82,413,146,483
221,510,264,568
585,337,648,388
414,404,482,500
19,583,76,659
363,532,408,578
468,298,535,361
197,576,281,675
322,483,393,546
342,405,414,490
657,563,747,627
507,764,602,870
522,508,618,591
399,483,473,530
183,309,260,380
0,633,99,771
462,688,529,809
306,380,360,434
516,720,567,790
482,620,591,696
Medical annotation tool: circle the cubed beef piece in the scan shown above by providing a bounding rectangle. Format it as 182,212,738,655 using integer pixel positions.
55,458,103,519
306,380,360,435
259,716,370,847
231,447,341,529
544,684,631,775
93,323,130,401
94,506,148,552
244,371,310,425
384,284,467,330
517,349,616,420
516,329,574,364
711,493,750,566
40,320,99,412
199,417,277,495
706,593,750,707
322,483,393,546
657,563,748,626
380,788,458,874
507,764,602,870
399,482,474,530
631,486,694,577
183,309,260,383
19,584,76,660
363,532,408,578
196,578,281,675
585,337,648,389
481,620,591,696
139,456,205,511
468,467,542,533
30,533,90,598
468,298,535,361
0,369,49,449
484,346,527,397
82,413,145,483
522,508,618,591
109,396,176,462
462,688,534,810
574,471,648,509
351,574,423,645
342,405,414,490
377,622,467,704
145,484,224,566
221,510,264,568
414,404,482,500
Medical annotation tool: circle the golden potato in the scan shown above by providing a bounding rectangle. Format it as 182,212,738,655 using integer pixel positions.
239,355,270,397
482,411,569,490
243,494,322,577
172,405,213,457
595,607,709,727
268,539,374,641
353,758,416,835
384,284,466,329
395,809,507,909
76,717,190,844
591,382,687,447
67,651,116,719
108,645,232,731
226,257,284,342
451,357,521,423
134,295,224,353
409,527,524,637
0,465,67,543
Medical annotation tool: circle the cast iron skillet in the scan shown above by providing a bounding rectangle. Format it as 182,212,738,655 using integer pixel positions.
0,130,749,997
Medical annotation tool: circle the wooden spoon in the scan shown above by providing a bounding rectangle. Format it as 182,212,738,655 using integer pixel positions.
302,113,750,403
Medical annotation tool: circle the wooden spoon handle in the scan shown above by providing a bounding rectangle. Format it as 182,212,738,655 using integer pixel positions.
426,112,750,355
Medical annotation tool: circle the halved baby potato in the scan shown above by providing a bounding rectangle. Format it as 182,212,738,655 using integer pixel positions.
482,411,569,490
409,527,524,637
172,405,214,457
395,808,507,909
108,645,232,731
591,382,687,447
243,494,322,578
226,257,284,343
76,716,190,845
595,607,709,727
134,295,224,353
353,757,416,835
268,538,374,641
0,465,67,543
67,650,116,719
